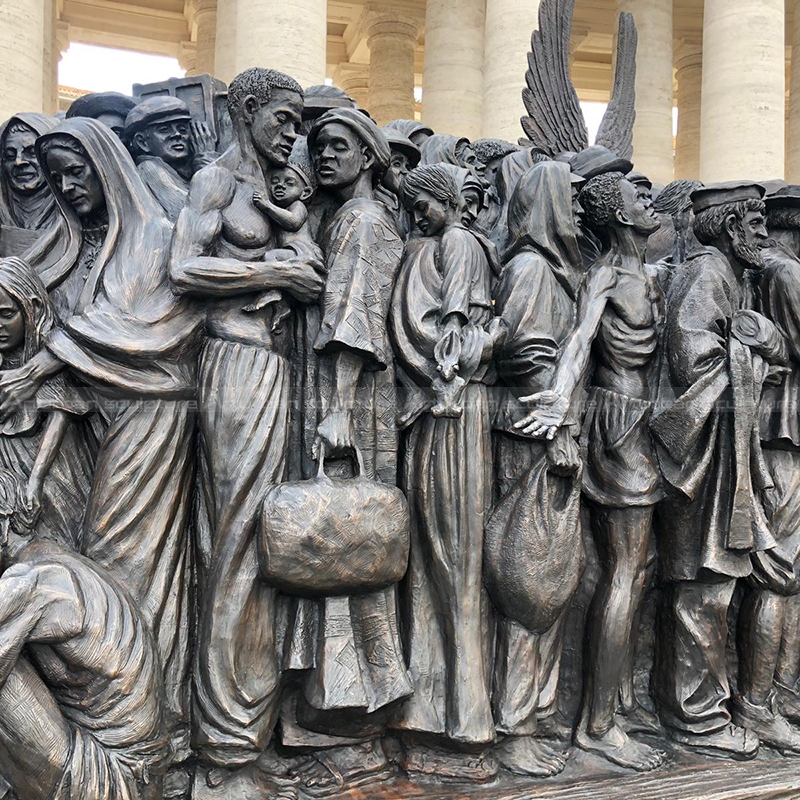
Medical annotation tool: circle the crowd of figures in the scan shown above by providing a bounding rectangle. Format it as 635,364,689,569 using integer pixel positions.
2,61,800,800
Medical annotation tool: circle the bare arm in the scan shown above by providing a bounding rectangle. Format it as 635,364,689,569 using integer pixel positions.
514,263,616,438
169,167,323,302
314,350,365,457
26,411,69,512
253,194,307,233
0,565,82,687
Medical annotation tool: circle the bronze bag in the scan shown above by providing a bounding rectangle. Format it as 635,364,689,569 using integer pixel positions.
258,449,411,597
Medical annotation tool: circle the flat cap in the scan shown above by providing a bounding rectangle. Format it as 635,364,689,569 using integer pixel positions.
570,145,633,181
765,184,800,210
382,127,421,167
124,96,192,138
691,181,766,213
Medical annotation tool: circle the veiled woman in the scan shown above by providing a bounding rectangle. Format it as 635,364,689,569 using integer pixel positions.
282,107,412,797
0,118,203,774
0,113,61,256
491,160,586,777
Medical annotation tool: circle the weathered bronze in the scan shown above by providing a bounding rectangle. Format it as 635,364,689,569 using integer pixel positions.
2,0,800,797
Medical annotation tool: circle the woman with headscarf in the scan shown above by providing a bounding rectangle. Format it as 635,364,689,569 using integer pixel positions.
490,160,587,778
0,114,61,256
0,257,92,549
389,163,501,781
282,107,412,797
0,118,203,778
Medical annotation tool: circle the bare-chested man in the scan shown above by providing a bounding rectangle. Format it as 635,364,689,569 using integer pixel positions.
0,471,169,800
517,172,666,771
169,67,323,791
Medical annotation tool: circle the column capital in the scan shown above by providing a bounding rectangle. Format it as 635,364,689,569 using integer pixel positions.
674,38,702,71
178,41,198,72
364,5,423,46
191,0,216,21
56,20,70,55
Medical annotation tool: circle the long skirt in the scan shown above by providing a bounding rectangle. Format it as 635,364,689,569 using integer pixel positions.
393,383,495,746
192,339,290,767
82,395,195,760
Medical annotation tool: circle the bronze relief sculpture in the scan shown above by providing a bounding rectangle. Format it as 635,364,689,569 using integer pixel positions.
2,0,800,797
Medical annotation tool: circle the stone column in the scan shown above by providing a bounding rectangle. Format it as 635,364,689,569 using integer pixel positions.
616,0,674,185
179,42,198,76
700,0,785,182
336,63,370,110
421,0,485,140
366,9,421,126
674,42,702,180
0,0,46,120
191,0,217,77
787,0,800,183
483,0,540,142
215,0,326,87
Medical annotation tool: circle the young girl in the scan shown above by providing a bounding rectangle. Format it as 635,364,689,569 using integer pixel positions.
0,257,92,549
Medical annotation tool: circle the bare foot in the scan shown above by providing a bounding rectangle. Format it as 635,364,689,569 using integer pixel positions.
575,722,666,772
497,736,567,777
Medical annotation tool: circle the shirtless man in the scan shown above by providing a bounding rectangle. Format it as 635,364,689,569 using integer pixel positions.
169,67,323,790
0,471,169,800
517,172,666,771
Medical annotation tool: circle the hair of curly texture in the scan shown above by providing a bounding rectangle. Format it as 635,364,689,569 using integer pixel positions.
227,68,303,117
472,138,518,164
654,179,702,217
579,171,626,233
401,164,461,210
693,197,765,246
767,206,800,233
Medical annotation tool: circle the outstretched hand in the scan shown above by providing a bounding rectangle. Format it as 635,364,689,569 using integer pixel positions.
513,390,570,440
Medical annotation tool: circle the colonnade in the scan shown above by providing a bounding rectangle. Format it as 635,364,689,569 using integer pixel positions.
3,0,799,182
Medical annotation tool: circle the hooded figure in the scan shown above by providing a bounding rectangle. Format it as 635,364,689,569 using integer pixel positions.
489,161,586,777
5,118,203,763
0,113,61,255
419,133,470,167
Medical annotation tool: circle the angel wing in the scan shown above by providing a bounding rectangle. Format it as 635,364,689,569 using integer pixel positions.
595,12,638,159
520,0,589,156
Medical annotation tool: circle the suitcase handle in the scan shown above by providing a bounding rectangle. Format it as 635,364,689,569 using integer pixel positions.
314,438,367,479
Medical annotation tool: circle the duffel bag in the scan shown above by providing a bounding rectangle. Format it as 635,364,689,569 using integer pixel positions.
258,448,410,597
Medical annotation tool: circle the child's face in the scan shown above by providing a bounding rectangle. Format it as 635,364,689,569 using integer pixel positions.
269,168,307,206
0,289,23,352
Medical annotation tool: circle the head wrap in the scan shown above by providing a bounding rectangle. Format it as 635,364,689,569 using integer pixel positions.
419,134,469,167
0,113,60,231
308,107,391,178
66,92,137,121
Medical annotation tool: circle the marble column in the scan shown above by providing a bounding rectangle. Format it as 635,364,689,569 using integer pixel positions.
483,0,540,142
700,0,785,182
191,0,217,77
421,0,485,140
215,0,327,87
674,43,702,181
0,0,46,120
366,10,421,126
787,0,800,183
336,63,370,110
616,0,674,185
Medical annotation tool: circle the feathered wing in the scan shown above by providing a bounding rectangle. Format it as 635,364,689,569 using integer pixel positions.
595,11,637,159
520,0,589,156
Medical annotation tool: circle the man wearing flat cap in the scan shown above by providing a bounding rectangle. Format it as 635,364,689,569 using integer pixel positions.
651,181,788,759
125,96,217,222
735,184,800,753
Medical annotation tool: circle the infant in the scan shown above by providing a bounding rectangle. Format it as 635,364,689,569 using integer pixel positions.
247,137,321,329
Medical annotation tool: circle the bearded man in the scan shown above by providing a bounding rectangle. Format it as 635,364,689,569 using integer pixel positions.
651,182,787,760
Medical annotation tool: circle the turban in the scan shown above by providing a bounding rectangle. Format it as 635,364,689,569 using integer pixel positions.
308,108,391,175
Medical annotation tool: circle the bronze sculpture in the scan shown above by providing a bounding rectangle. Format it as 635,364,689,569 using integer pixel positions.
3,0,800,796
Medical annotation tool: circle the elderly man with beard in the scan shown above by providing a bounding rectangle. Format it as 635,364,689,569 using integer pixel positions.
650,182,787,760
734,186,800,753
169,67,323,794
125,96,218,223
516,171,666,771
